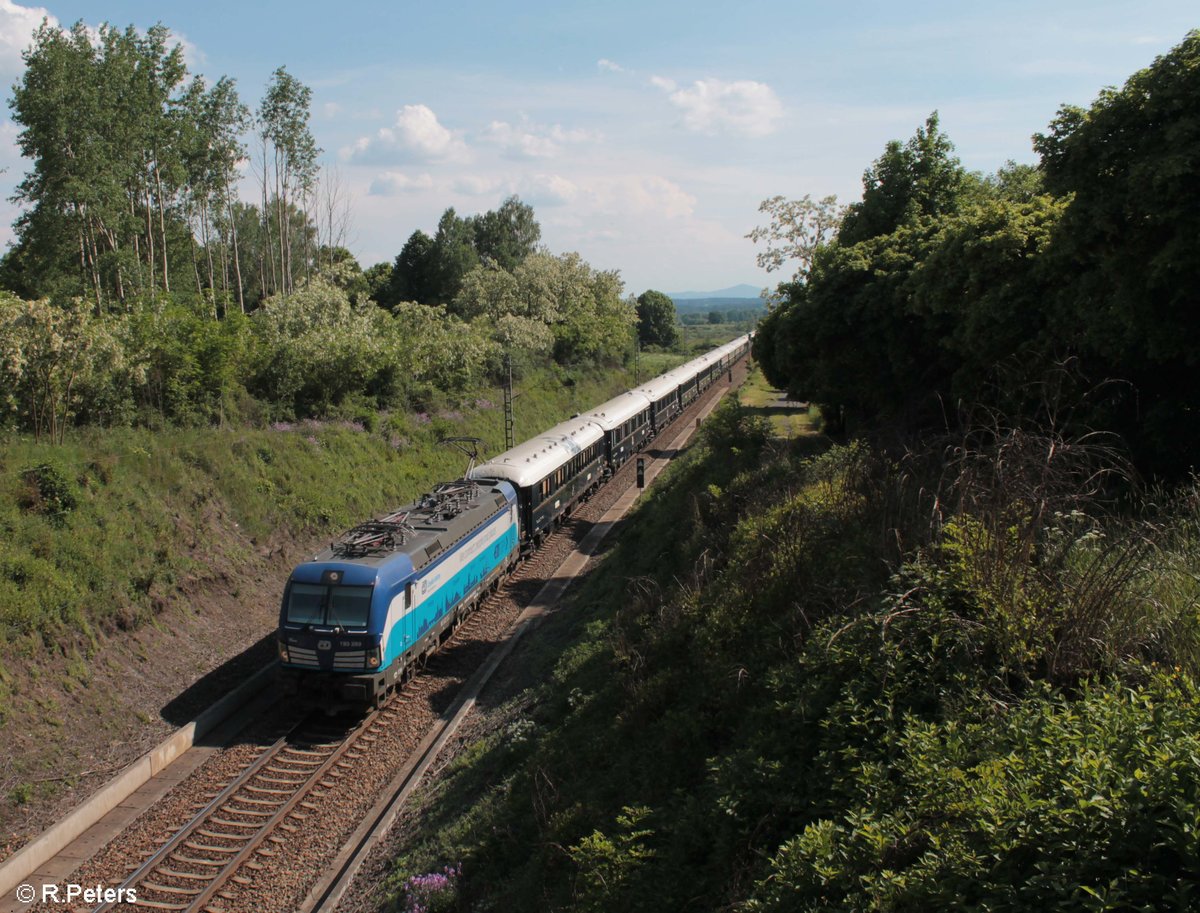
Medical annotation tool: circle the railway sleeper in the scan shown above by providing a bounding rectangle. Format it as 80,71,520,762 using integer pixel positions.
141,881,205,896
157,868,216,881
234,789,289,801
196,828,246,840
135,900,190,911
223,805,274,817
172,854,225,867
210,817,262,829
258,773,306,785
185,840,239,854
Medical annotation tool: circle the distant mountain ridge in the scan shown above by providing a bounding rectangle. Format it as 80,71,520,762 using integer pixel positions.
668,283,762,301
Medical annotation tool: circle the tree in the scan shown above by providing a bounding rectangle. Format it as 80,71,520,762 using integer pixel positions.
382,230,438,306
432,208,481,308
177,75,250,314
839,112,968,246
10,21,192,308
470,196,541,271
746,194,844,285
635,290,678,347
454,262,553,359
453,252,635,367
257,66,320,297
1033,28,1200,474
315,246,369,304
363,262,392,303
0,295,123,442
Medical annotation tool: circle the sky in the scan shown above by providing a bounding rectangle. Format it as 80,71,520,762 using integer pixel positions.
0,0,1194,295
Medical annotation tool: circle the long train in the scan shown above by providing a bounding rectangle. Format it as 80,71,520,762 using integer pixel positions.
276,334,752,708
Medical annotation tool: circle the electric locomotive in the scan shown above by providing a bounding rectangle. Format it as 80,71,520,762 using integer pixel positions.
277,477,519,709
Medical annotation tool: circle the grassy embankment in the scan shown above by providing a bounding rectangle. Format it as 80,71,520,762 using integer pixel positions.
0,353,685,831
380,376,1200,912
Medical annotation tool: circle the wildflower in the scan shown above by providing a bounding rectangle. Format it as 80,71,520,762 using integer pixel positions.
402,864,461,913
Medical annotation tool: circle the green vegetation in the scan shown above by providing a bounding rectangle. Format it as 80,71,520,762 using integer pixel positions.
384,399,1200,911
753,31,1200,477
0,18,645,447
738,366,818,439
634,290,678,349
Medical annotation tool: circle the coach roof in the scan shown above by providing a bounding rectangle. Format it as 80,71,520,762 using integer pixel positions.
582,390,652,430
469,414,604,489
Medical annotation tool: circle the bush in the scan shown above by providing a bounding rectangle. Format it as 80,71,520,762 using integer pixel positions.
19,463,77,522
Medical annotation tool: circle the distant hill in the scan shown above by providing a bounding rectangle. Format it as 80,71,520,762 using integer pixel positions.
668,283,762,300
674,297,765,315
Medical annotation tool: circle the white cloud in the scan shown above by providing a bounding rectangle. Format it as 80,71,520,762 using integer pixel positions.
169,30,205,69
598,58,625,73
482,120,598,159
368,171,433,196
518,173,580,207
657,77,783,138
592,174,695,219
0,0,54,77
649,75,676,91
519,172,694,219
321,101,342,119
0,8,205,81
346,104,469,164
452,174,501,196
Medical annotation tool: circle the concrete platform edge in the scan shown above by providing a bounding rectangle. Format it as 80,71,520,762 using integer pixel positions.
0,661,276,898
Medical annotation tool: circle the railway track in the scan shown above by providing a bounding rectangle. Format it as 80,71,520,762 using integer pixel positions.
93,711,388,913
17,356,748,913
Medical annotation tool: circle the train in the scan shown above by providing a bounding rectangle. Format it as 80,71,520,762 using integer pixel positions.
276,334,752,709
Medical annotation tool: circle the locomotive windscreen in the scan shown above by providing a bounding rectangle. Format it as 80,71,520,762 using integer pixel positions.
285,583,374,629
328,585,373,627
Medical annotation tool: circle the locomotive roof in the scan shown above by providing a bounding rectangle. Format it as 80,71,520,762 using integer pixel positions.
469,414,604,489
582,390,652,430
289,480,516,587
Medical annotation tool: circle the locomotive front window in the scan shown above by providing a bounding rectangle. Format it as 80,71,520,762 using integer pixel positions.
328,585,373,628
286,582,374,628
286,584,327,625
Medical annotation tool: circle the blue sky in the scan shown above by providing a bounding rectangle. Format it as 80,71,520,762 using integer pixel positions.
0,0,1195,294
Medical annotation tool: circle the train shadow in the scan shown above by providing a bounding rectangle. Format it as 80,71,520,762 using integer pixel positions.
160,630,278,729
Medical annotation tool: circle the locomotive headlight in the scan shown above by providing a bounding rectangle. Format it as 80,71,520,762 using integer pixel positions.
367,646,381,668
277,640,289,663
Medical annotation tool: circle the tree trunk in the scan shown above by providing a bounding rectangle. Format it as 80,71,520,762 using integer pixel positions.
145,187,157,292
154,160,170,293
225,177,245,314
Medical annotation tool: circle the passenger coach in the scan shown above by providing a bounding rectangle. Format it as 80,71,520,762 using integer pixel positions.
469,415,605,550
582,391,653,471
